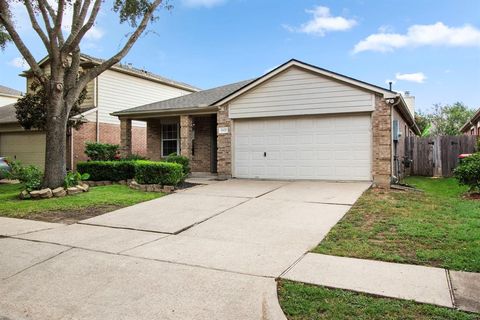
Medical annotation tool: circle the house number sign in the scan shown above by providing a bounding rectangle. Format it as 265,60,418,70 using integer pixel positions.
218,127,229,134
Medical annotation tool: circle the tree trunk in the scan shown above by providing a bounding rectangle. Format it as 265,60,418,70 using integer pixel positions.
42,89,68,189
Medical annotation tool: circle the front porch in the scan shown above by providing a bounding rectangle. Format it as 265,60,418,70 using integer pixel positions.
119,114,218,174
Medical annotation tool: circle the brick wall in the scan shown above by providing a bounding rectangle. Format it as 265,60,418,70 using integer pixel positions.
372,96,392,188
71,120,146,168
191,115,213,172
216,105,232,177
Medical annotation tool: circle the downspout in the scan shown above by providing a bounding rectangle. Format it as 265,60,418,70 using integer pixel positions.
94,77,100,142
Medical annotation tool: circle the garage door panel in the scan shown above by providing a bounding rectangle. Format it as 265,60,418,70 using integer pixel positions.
234,114,372,181
0,132,46,170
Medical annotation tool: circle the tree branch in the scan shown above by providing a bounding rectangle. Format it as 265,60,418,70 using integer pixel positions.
63,0,94,52
85,0,162,81
44,0,65,46
23,0,51,52
0,0,44,81
36,0,54,38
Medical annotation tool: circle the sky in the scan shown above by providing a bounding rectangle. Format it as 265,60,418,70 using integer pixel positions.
1,0,480,113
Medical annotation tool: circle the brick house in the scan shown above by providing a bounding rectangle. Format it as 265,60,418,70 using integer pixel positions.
0,54,198,169
115,59,419,187
460,108,480,136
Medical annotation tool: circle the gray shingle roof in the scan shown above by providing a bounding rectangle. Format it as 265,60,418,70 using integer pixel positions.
113,79,255,116
0,85,22,97
79,54,201,92
0,104,17,124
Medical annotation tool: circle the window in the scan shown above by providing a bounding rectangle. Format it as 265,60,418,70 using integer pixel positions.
161,123,179,157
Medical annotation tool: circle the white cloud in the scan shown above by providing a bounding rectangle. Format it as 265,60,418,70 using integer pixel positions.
84,26,105,40
9,57,29,69
285,6,357,36
353,22,480,53
395,72,427,83
182,0,225,8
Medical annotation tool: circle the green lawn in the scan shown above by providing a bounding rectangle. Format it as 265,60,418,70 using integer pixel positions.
314,177,480,272
0,183,162,221
278,280,479,320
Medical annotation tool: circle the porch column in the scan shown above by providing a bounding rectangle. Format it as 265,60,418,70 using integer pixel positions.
120,118,132,157
180,115,193,158
146,120,161,160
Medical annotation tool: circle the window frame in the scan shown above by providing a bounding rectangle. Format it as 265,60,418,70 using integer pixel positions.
161,122,180,157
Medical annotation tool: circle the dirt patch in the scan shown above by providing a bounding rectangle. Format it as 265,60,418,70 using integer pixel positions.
464,193,480,200
176,181,202,190
25,205,124,224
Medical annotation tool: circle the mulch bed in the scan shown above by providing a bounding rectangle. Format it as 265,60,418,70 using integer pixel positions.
464,193,480,200
25,205,124,224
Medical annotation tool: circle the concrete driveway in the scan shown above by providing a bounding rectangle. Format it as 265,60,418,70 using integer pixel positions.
0,179,370,320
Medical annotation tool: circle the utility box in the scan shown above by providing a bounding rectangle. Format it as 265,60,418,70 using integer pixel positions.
392,119,401,142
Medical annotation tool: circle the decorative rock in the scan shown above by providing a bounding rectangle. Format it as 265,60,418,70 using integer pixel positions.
19,190,31,200
67,187,82,195
153,185,163,192
85,181,95,187
127,179,133,185
146,185,156,192
119,180,127,185
52,187,66,197
38,188,53,199
162,185,175,193
103,181,112,186
77,184,89,192
29,190,41,199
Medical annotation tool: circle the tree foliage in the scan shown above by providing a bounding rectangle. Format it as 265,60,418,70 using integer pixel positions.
428,102,475,136
414,111,431,137
0,25,10,50
0,0,167,188
15,79,87,131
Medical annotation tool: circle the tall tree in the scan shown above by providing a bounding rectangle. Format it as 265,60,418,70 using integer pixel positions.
0,0,167,188
429,102,475,136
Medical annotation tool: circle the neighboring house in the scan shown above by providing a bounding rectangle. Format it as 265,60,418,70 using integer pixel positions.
460,108,480,135
0,85,22,106
0,54,199,169
114,59,420,187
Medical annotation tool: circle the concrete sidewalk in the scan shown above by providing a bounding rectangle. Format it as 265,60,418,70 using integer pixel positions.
282,253,480,313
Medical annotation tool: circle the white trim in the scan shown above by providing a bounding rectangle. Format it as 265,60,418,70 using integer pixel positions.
214,60,392,107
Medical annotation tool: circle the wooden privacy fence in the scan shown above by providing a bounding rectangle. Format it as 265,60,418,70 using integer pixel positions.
405,135,478,177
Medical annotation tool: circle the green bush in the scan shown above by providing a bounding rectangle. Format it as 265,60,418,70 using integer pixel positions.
64,171,90,188
84,142,120,161
454,153,480,192
134,161,183,186
77,161,135,181
5,161,43,191
165,153,190,175
122,153,148,161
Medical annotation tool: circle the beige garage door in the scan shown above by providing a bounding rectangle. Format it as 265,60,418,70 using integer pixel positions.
0,132,46,169
234,114,372,181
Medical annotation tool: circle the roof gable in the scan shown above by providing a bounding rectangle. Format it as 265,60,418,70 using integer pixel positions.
213,59,394,106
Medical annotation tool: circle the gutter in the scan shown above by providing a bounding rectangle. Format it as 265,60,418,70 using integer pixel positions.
111,105,217,118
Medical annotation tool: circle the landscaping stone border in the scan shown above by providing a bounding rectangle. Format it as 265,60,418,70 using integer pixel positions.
83,180,175,193
20,183,90,200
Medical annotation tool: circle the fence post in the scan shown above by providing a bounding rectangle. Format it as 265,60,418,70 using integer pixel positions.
433,136,442,177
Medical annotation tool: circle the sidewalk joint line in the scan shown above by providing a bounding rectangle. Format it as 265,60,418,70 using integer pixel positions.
445,269,456,308
3,247,72,281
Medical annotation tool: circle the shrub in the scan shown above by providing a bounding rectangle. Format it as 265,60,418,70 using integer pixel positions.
64,171,90,188
454,153,480,192
122,153,148,161
77,161,135,181
84,142,120,161
165,153,190,175
134,161,183,186
5,161,43,191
